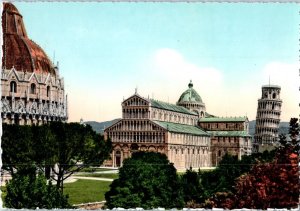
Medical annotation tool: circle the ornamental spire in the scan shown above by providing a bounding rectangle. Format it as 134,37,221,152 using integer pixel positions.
188,80,193,88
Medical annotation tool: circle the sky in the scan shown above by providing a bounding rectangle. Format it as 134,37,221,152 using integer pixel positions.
13,2,300,122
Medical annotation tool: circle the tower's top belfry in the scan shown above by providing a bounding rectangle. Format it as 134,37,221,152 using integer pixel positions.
261,85,281,100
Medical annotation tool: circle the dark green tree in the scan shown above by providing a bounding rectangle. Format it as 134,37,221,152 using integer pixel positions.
4,171,71,209
200,154,243,196
105,151,184,209
279,118,299,153
181,168,206,206
1,124,33,176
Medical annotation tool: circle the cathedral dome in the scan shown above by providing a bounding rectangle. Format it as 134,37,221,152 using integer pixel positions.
2,2,56,76
178,81,203,104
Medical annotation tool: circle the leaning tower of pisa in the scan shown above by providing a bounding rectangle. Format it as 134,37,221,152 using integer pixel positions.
254,85,282,152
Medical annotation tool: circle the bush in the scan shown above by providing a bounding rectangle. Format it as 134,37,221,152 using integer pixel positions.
105,151,184,209
4,172,71,209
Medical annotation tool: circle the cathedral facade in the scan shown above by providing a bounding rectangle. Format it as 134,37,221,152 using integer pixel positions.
104,81,252,170
1,3,68,125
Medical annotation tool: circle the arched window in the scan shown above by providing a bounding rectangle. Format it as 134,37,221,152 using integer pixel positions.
10,81,17,93
131,143,139,151
47,86,50,97
200,111,204,117
30,83,36,94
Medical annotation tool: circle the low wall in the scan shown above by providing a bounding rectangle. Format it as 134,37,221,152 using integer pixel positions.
74,201,106,210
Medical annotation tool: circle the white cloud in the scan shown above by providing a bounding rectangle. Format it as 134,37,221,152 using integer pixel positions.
152,48,223,87
142,48,225,105
141,48,258,119
215,61,300,121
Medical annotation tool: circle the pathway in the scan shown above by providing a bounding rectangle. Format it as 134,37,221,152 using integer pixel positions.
64,175,114,183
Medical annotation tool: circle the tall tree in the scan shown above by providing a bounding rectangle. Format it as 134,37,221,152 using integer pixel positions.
31,124,56,177
2,124,33,176
48,122,112,189
105,151,184,209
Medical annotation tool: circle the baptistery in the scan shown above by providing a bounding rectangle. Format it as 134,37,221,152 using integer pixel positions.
1,3,68,125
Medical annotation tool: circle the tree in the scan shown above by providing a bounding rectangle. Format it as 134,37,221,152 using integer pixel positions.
105,151,184,209
48,122,112,190
232,150,299,209
181,168,206,207
209,118,299,209
2,124,56,176
1,124,33,176
4,171,71,209
200,150,276,200
279,118,299,153
201,154,251,197
31,124,56,178
1,122,112,191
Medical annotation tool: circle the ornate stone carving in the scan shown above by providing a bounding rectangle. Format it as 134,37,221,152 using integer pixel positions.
1,98,11,113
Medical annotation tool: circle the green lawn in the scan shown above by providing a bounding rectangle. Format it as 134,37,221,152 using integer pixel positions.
64,179,112,205
1,186,6,202
76,173,118,179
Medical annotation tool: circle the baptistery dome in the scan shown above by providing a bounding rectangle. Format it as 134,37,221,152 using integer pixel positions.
1,2,68,125
2,3,56,76
177,81,206,118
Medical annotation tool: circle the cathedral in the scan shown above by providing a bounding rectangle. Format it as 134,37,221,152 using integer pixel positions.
104,81,252,170
1,3,68,125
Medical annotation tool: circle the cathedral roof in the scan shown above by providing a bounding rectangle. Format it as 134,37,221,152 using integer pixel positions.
153,120,210,136
199,116,248,123
2,2,56,76
208,130,251,137
177,81,203,104
150,99,197,116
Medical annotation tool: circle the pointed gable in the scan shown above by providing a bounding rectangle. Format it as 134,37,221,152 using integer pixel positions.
122,94,150,107
28,72,40,84
7,67,21,81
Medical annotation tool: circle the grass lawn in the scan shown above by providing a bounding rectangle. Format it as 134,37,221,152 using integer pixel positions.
64,179,112,205
76,173,118,179
1,186,6,202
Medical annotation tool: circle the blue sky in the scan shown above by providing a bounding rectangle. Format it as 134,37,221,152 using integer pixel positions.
14,2,299,122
